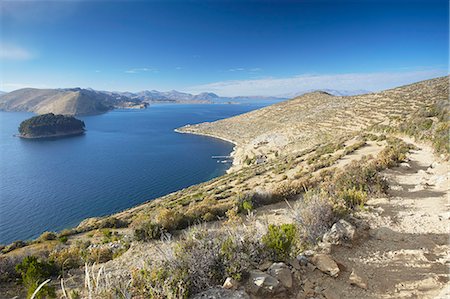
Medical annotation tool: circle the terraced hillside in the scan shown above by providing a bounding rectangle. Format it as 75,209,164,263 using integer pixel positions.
178,76,448,171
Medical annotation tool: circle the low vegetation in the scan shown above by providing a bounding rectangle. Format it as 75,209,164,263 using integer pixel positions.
18,113,85,138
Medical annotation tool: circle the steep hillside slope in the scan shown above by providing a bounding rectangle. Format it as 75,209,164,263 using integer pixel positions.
0,88,144,115
178,76,448,171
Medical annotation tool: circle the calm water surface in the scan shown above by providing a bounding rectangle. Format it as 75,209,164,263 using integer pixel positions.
0,103,275,244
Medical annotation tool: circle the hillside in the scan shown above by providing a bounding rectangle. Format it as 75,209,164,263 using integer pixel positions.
0,88,145,115
0,76,448,299
177,76,449,171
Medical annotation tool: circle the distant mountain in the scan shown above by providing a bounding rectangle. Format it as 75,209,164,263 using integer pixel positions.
123,90,220,103
0,87,287,115
282,89,371,98
0,91,6,95
0,88,145,115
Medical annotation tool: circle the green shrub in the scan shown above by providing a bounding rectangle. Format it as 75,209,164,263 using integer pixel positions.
134,222,163,242
338,187,368,209
15,256,58,299
262,224,296,260
58,236,68,244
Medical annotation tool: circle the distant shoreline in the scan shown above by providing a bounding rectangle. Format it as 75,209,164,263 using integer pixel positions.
16,129,85,139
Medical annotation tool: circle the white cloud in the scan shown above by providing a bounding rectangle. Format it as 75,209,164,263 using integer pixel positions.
228,67,262,72
125,67,158,74
186,69,448,97
0,44,33,60
228,67,245,72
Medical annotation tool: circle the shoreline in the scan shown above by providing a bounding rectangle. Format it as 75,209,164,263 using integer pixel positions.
16,130,85,139
174,127,240,173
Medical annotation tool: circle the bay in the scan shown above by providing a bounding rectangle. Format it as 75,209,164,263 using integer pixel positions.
0,102,275,244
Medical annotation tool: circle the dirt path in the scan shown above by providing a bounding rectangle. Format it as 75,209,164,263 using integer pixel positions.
301,139,449,299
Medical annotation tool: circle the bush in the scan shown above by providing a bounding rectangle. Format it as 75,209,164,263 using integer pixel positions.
262,224,296,260
87,247,114,264
338,187,367,209
0,255,21,282
15,256,58,299
49,247,83,270
156,208,190,232
98,217,129,229
1,240,27,254
293,191,336,245
134,224,268,298
58,236,68,244
134,222,163,242
38,231,57,242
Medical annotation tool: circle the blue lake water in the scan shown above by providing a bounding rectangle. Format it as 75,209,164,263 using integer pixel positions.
0,103,275,244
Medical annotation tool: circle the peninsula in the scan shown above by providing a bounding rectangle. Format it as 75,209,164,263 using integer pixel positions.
18,113,86,139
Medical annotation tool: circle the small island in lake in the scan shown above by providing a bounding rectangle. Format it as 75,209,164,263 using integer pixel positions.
18,113,86,139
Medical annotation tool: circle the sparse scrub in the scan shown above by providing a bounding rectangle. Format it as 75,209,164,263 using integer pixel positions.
292,191,336,245
134,224,268,298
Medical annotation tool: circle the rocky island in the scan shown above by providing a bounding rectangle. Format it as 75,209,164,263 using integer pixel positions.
18,113,86,139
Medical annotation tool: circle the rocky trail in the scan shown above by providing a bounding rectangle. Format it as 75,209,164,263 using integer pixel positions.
292,138,449,299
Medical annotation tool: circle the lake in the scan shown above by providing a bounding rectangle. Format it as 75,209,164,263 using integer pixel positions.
0,102,275,244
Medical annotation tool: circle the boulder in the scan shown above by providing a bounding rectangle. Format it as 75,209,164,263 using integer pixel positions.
268,262,293,288
310,254,340,277
192,288,250,299
349,269,368,289
247,270,280,295
223,277,239,290
322,219,356,246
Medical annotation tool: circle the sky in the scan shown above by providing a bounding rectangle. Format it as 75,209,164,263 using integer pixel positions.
0,0,448,96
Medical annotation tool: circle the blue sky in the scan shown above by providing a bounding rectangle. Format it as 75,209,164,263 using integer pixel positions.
1,0,448,96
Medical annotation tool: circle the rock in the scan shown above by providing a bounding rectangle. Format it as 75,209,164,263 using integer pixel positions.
307,262,317,271
322,220,356,247
349,269,368,289
296,254,308,266
223,277,239,290
317,241,332,254
430,162,439,169
289,257,301,270
268,262,293,288
302,280,315,297
399,162,411,169
247,270,280,295
192,288,250,299
322,288,340,299
310,254,340,277
304,250,315,257
258,260,273,271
